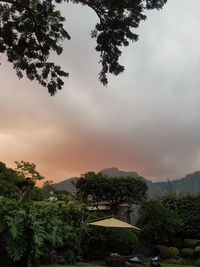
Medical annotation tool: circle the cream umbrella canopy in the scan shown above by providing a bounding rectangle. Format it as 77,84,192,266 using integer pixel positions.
88,217,140,230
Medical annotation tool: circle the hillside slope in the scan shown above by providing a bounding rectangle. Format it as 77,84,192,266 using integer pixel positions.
52,168,200,196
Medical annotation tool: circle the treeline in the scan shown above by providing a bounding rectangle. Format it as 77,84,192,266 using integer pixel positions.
139,194,200,245
1,161,200,266
0,161,71,202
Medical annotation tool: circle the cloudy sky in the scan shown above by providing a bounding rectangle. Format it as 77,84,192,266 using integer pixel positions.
1,0,200,183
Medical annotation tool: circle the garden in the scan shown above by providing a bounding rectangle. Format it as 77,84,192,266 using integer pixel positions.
1,193,200,267
1,162,200,267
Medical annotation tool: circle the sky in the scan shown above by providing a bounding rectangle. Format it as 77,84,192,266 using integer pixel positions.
1,0,200,183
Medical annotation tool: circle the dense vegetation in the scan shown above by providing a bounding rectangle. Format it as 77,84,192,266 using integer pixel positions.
0,198,140,267
0,162,22,199
138,195,200,245
138,199,181,246
137,195,200,266
76,171,148,215
0,163,141,266
0,200,83,267
52,168,200,197
1,161,200,266
163,195,200,239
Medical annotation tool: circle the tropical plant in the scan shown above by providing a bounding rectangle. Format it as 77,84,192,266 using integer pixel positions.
0,199,83,267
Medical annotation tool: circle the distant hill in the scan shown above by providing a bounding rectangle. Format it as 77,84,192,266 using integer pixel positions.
51,168,200,197
101,167,140,178
148,171,200,196
52,177,79,194
100,167,152,186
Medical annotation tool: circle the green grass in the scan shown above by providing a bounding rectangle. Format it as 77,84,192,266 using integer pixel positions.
40,264,198,267
133,263,197,267
160,264,197,267
39,266,102,267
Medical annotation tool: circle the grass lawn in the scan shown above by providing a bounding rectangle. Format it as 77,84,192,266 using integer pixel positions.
133,263,197,267
40,264,198,267
39,266,101,267
158,264,196,267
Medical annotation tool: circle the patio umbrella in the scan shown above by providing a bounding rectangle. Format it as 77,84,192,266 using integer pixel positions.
88,217,140,230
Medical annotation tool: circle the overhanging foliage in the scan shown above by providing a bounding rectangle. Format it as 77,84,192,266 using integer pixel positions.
0,0,167,94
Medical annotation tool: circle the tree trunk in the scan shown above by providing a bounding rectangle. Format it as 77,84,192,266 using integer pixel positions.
19,183,34,203
111,204,119,218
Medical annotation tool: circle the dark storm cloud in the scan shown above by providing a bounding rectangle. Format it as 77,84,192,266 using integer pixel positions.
1,0,200,182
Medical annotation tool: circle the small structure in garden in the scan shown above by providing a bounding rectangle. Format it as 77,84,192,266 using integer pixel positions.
88,217,140,230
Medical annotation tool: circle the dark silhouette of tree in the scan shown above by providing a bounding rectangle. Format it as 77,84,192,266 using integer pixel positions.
75,171,148,215
15,160,44,202
0,161,22,199
0,160,44,201
138,199,181,246
0,0,167,94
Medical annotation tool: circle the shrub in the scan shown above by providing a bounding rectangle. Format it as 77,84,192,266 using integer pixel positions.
81,218,109,260
194,246,200,256
181,248,195,258
58,250,78,265
0,200,82,267
156,245,169,259
165,257,200,266
138,200,181,246
105,254,126,267
82,226,138,259
107,228,139,255
184,239,200,248
163,195,200,239
168,247,180,259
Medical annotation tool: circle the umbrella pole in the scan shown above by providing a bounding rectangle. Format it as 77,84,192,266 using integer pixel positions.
78,210,84,258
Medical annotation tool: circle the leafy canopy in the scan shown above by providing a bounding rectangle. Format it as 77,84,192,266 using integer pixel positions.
163,194,200,239
138,199,182,246
0,161,22,199
75,171,148,214
0,0,167,95
0,161,44,200
15,160,44,180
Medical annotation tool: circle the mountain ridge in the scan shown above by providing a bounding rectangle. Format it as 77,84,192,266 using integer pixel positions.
52,168,200,196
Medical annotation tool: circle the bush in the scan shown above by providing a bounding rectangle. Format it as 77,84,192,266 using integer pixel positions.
81,218,109,260
194,246,200,256
82,226,138,259
168,247,180,259
184,239,200,248
58,250,78,265
107,228,138,255
0,200,82,267
133,245,150,258
138,200,181,246
156,245,169,259
163,195,200,239
181,248,195,258
165,257,200,266
105,254,126,267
